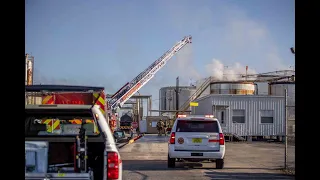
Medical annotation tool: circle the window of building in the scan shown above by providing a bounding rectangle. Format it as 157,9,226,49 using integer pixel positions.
232,110,245,123
260,110,274,123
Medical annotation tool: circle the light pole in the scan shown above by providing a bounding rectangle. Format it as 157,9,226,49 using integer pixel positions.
290,47,295,55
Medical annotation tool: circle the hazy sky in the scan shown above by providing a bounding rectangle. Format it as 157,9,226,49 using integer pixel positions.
25,0,295,113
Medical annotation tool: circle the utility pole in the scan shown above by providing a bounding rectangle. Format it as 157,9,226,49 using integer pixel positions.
284,88,288,169
175,76,180,111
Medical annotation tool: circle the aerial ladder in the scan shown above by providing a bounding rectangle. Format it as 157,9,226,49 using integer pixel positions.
108,36,192,111
177,77,212,116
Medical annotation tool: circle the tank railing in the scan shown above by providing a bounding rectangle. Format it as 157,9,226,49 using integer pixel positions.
180,77,211,110
179,77,212,113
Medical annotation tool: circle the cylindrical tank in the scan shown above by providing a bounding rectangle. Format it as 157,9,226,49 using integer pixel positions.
159,86,197,111
26,54,34,85
269,81,295,120
210,81,256,95
120,113,133,122
120,113,133,127
25,54,28,85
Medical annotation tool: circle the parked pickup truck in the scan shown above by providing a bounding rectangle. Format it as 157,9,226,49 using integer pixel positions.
25,104,122,180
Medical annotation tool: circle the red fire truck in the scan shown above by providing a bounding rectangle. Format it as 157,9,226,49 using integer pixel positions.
25,85,117,133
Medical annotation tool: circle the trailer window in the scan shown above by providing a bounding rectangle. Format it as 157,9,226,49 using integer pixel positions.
25,115,100,137
176,120,219,133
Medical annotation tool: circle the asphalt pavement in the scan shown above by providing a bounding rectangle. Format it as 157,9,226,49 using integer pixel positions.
118,134,295,180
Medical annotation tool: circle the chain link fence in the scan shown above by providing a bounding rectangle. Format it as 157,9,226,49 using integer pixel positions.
286,100,295,174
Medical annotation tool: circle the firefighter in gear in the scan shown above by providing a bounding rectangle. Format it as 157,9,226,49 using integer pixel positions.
156,119,164,136
163,120,169,136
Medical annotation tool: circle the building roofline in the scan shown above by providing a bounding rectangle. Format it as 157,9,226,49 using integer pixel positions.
195,94,285,102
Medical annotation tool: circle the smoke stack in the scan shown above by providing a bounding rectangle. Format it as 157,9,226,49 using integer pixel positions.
26,54,34,85
245,66,248,82
25,54,28,85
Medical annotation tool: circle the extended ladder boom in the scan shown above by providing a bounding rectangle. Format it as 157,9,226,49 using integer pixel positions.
109,36,192,110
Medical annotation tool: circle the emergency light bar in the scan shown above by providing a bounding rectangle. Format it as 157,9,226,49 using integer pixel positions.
177,114,214,118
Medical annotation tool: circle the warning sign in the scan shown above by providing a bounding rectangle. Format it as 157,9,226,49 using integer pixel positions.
131,122,138,129
190,102,199,107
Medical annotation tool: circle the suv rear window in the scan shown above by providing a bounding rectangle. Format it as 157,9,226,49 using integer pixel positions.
176,120,219,133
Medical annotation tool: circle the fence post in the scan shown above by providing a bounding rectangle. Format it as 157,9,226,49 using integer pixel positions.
284,88,288,169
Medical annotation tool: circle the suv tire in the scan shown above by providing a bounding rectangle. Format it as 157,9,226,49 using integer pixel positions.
168,154,175,168
216,159,224,169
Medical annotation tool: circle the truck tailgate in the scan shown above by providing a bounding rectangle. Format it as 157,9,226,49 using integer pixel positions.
25,172,93,180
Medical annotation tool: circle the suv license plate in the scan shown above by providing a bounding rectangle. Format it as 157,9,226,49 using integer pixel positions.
192,138,202,143
191,153,203,156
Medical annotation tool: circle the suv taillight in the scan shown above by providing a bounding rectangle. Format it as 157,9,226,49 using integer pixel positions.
107,152,119,179
169,132,175,144
219,133,225,145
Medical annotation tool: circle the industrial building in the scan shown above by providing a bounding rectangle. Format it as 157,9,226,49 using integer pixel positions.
191,94,285,138
189,80,293,138
158,71,295,141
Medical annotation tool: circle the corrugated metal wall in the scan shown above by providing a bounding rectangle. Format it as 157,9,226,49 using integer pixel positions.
192,95,285,136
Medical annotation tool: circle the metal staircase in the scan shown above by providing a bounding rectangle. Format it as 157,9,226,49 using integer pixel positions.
178,77,211,114
232,133,246,141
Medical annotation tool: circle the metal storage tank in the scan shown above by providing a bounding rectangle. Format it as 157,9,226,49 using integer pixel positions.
120,113,133,122
25,54,34,85
210,81,256,95
159,86,197,111
269,82,295,120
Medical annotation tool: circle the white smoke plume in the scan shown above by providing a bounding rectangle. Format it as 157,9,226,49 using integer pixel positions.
205,59,257,81
167,44,202,85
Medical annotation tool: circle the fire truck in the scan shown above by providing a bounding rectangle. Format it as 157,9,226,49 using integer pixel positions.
25,85,117,133
26,35,192,133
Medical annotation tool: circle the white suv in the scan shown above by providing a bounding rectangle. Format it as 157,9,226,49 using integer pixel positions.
167,115,225,169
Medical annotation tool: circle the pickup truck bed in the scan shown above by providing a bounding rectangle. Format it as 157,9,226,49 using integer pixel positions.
25,172,93,180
